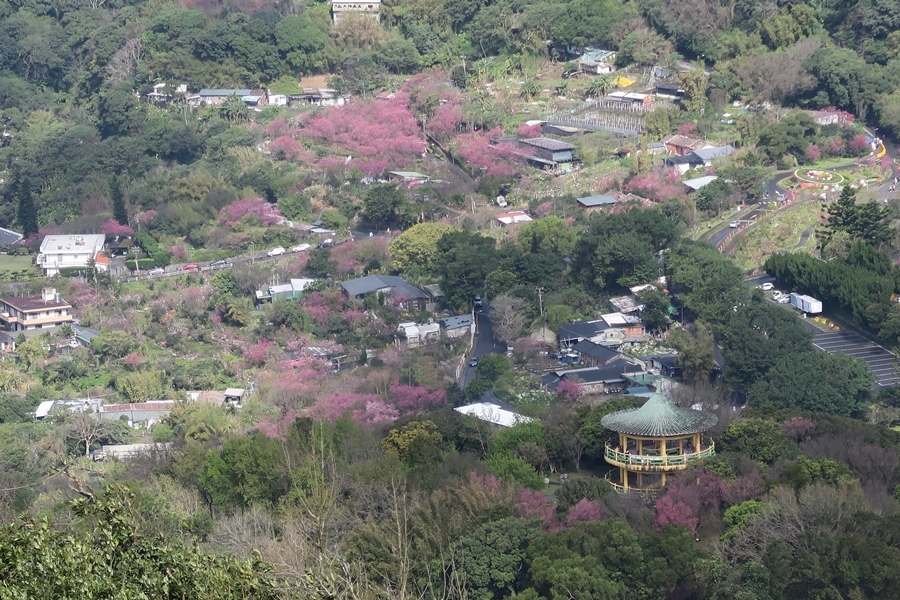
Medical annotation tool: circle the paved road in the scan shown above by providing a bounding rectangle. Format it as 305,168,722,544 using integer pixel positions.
707,208,765,249
461,304,508,388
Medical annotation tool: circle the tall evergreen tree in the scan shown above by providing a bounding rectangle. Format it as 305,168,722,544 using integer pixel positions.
110,175,127,226
16,176,38,236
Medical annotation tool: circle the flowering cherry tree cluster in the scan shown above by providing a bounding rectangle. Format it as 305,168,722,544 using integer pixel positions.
218,197,282,227
308,392,399,424
390,383,447,414
243,340,276,367
453,128,522,177
514,489,604,532
269,136,317,164
624,169,686,202
300,96,426,174
101,219,134,237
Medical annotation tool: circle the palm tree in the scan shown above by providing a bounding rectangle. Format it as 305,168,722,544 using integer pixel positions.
519,80,540,101
585,75,614,99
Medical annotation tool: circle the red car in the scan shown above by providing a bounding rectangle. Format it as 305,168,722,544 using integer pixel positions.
182,263,200,271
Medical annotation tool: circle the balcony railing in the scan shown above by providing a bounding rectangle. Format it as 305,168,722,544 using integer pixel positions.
603,472,660,497
604,442,714,470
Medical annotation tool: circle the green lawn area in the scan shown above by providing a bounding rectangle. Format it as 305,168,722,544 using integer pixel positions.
730,200,819,272
0,254,38,279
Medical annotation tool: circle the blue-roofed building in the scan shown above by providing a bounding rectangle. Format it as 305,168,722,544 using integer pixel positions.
578,48,617,74
0,226,22,247
339,275,428,311
72,324,100,348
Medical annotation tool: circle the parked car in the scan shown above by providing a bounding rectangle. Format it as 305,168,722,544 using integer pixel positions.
182,263,199,271
468,357,479,368
291,243,311,253
318,239,334,249
777,296,791,304
267,247,286,257
148,267,164,275
759,282,774,291
210,259,229,267
729,220,740,228
772,290,784,299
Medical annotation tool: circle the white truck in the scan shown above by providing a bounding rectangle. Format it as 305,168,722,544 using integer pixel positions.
790,293,822,314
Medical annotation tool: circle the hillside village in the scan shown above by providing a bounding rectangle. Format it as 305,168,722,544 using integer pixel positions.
1,0,900,597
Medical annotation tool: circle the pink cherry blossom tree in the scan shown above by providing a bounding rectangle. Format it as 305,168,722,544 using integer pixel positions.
243,340,276,367
823,138,844,157
677,123,697,136
557,379,583,402
564,499,604,527
624,169,685,202
453,129,523,177
218,198,282,227
390,383,448,414
101,219,134,237
653,495,698,532
270,136,317,164
805,143,821,162
849,134,871,155
514,488,557,529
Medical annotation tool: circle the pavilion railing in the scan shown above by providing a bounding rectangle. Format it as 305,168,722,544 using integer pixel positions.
604,442,715,468
603,472,660,497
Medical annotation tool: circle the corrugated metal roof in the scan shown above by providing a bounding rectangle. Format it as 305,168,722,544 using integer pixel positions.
518,137,576,151
601,393,717,436
578,194,617,207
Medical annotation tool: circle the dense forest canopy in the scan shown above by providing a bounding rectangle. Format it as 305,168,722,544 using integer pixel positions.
1,0,900,598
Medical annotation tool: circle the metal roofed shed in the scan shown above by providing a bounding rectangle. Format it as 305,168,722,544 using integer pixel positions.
683,175,719,192
517,137,576,152
454,392,535,428
224,388,246,402
496,211,533,225
692,145,736,161
577,194,617,208
601,392,717,437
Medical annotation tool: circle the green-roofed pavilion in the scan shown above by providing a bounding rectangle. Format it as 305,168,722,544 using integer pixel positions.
601,393,717,493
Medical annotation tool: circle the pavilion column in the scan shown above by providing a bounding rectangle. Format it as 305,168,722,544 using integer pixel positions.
662,472,667,486
679,438,684,455
619,433,626,452
621,467,628,490
694,433,701,451
637,438,643,455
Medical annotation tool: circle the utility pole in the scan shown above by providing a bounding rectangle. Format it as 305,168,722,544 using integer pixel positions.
537,287,545,319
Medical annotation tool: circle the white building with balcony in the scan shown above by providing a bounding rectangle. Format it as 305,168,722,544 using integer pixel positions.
37,234,106,276
0,287,73,351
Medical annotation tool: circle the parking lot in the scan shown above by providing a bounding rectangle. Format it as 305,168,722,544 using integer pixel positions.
812,330,900,389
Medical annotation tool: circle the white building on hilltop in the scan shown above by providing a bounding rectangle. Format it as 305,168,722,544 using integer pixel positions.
37,234,106,276
332,0,381,24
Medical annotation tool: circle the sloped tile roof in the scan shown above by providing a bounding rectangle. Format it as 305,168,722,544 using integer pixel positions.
601,392,717,437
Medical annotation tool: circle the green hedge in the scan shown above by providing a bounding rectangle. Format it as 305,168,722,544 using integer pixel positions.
126,258,157,271
59,267,94,278
134,232,171,267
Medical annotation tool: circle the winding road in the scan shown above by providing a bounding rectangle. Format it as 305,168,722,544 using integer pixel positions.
712,133,899,260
